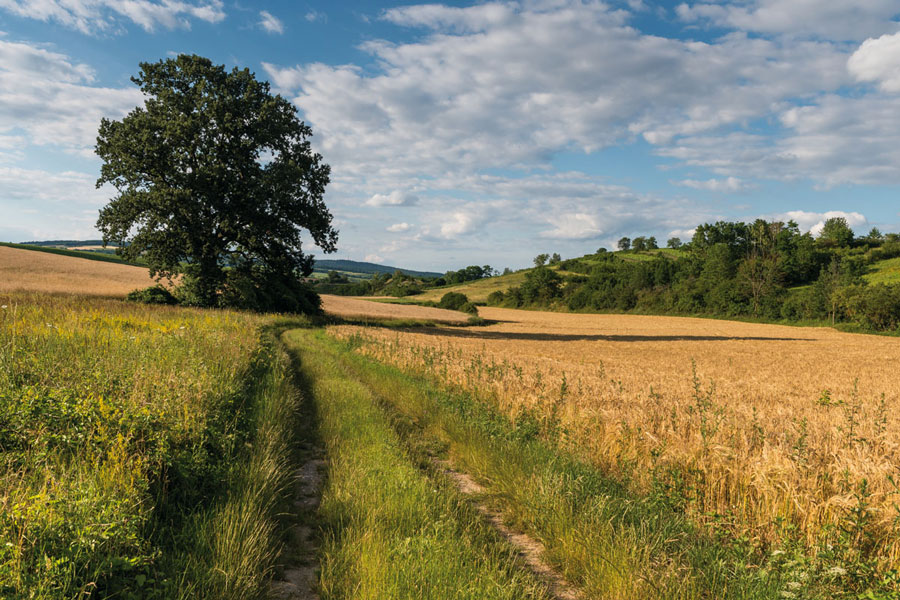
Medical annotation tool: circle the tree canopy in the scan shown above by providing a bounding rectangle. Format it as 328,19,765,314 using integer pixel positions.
96,54,337,311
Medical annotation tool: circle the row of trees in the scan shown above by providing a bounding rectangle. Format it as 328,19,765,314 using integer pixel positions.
489,218,900,331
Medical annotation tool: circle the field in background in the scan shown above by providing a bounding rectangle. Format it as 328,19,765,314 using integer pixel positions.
321,294,470,324
327,304,900,571
0,246,156,297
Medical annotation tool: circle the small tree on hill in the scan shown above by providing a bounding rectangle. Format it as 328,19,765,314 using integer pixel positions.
533,253,550,267
617,237,631,251
667,237,682,249
817,217,854,248
632,236,647,252
95,54,337,311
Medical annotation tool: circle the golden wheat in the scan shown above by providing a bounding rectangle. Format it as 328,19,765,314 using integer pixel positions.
320,294,470,323
0,246,156,297
329,306,900,566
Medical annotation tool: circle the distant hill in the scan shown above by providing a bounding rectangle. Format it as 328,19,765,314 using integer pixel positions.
312,259,441,279
14,241,441,279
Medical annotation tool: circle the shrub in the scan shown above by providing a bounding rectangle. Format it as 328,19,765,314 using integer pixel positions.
438,292,469,311
486,290,506,306
126,284,178,305
459,301,478,315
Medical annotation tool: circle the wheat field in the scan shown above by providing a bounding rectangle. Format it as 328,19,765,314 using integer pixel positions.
321,294,470,323
0,246,156,297
329,304,900,567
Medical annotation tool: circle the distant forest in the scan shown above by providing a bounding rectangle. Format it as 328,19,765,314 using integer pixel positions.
490,218,900,332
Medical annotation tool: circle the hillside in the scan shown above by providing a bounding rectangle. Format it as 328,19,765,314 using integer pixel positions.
312,258,441,279
0,245,157,296
417,248,683,302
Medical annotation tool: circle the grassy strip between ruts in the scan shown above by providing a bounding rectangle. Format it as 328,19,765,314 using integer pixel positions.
0,293,304,599
299,327,899,600
282,327,550,600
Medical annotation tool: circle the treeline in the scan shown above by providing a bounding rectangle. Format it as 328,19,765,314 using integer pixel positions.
489,218,900,332
313,264,497,296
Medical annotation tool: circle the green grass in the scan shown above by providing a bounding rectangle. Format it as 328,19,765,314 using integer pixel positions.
0,293,300,599
865,256,900,284
0,241,147,267
282,329,549,599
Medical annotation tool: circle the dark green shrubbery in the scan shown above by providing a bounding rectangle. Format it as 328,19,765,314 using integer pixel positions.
126,285,178,305
438,291,469,311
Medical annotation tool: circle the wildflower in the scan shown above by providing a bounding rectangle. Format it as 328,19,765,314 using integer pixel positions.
1,305,7,309
825,566,847,577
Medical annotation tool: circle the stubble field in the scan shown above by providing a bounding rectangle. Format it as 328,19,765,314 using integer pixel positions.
327,304,900,569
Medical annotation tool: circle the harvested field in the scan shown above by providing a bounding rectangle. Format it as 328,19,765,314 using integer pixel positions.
0,245,156,297
328,306,900,568
320,294,469,324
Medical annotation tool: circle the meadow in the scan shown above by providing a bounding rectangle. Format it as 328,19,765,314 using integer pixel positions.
0,292,299,599
327,305,900,590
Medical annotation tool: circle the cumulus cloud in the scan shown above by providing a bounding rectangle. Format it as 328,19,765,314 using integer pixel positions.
0,0,226,34
773,210,868,236
849,31,900,92
0,39,142,151
365,191,419,207
438,211,478,238
263,1,850,182
677,0,900,42
364,254,384,263
258,10,283,34
386,222,411,232
673,176,754,192
540,213,603,240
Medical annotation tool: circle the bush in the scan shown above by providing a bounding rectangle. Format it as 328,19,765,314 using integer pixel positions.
486,290,505,306
126,285,178,305
459,301,478,315
438,292,469,311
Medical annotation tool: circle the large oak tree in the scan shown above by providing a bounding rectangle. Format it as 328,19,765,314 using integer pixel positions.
96,54,337,311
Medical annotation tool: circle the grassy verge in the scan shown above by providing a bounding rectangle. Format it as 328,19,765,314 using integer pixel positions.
282,328,550,600
0,293,300,598
307,328,898,599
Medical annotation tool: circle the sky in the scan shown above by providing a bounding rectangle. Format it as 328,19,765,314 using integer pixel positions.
1,1,900,271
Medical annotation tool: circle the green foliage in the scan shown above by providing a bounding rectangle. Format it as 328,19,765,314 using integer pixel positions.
617,236,631,251
667,237,682,249
95,54,336,310
438,291,470,311
533,253,549,267
818,217,855,248
125,285,178,305
459,301,479,315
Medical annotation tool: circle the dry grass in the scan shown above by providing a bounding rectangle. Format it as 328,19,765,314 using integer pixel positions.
328,306,900,567
320,294,470,323
0,246,157,297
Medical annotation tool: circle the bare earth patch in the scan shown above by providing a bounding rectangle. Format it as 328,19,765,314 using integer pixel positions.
0,246,156,297
320,294,469,324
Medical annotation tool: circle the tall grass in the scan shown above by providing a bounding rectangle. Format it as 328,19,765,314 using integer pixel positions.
0,293,298,598
282,328,550,600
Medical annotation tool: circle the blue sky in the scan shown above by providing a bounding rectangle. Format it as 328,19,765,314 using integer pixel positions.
1,1,900,271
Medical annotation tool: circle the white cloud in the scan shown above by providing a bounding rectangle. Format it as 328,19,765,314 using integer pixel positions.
0,0,226,34
265,1,851,188
386,222,411,232
773,210,868,236
677,0,900,42
364,254,384,263
849,31,900,92
438,211,478,238
305,9,325,23
673,176,754,192
540,212,603,240
259,10,283,34
0,39,142,152
365,190,419,207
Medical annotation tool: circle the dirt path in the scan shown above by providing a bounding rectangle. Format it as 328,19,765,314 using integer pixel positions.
269,451,326,600
435,460,582,600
